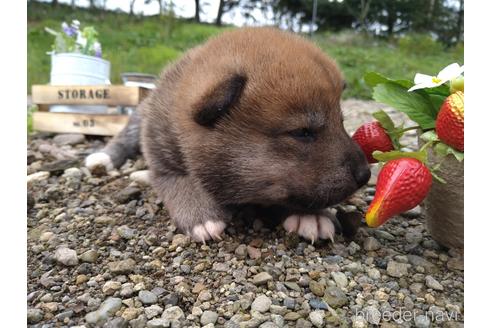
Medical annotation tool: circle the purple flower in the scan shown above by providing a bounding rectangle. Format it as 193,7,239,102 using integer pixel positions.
61,22,76,37
93,42,102,58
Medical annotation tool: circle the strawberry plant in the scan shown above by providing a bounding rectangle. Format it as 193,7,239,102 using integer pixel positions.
355,63,464,227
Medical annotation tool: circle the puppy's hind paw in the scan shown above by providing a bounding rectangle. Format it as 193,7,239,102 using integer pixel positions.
190,220,226,243
283,214,335,243
85,152,114,173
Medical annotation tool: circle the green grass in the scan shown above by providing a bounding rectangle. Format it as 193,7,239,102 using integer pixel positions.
28,2,463,100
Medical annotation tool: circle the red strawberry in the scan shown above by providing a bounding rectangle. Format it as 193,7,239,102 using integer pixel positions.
436,91,464,152
352,122,394,163
366,158,432,227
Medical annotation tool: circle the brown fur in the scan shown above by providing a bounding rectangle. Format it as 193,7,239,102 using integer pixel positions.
133,27,370,238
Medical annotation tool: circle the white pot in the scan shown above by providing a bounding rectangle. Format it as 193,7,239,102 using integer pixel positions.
49,53,111,114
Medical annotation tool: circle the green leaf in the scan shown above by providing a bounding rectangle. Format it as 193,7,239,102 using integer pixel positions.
364,72,412,89
431,171,447,184
424,84,450,97
372,150,427,163
372,110,395,132
432,142,464,162
372,82,436,129
420,130,439,142
429,94,446,117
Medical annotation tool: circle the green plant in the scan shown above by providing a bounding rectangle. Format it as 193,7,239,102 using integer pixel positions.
45,19,102,57
398,33,444,55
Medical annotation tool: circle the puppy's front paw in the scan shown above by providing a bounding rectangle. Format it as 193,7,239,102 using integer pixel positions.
283,214,335,243
85,152,114,172
190,220,226,243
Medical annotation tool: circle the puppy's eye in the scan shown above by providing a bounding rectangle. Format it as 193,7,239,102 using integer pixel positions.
289,128,317,142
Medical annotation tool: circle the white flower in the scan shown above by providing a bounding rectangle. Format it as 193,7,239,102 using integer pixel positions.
408,63,464,92
72,20,80,27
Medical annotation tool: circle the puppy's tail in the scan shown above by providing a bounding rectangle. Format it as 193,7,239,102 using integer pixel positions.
85,110,141,172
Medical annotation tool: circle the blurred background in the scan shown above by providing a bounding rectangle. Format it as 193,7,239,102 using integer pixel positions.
27,0,464,100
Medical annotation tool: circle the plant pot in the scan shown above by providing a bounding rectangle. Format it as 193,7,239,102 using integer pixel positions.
49,53,111,114
422,145,464,249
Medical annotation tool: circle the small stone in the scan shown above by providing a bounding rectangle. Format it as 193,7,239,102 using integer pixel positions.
405,230,423,244
407,255,437,273
172,234,191,248
201,310,219,325
27,308,44,324
309,310,325,328
80,249,99,263
414,314,431,328
386,261,409,278
54,247,78,266
347,241,361,255
309,298,328,310
117,225,136,239
251,294,272,313
27,171,50,185
447,257,464,271
108,258,136,274
114,186,141,203
323,286,348,308
252,272,273,285
138,290,158,304
129,170,151,186
234,244,248,258
363,237,381,251
121,307,141,321
198,289,212,302
53,133,85,145
309,280,325,297
147,318,169,328
145,304,163,319
39,231,54,242
247,245,261,259
284,312,301,321
425,275,444,291
284,297,296,310
63,167,82,179
331,271,348,288
161,306,184,322
367,268,381,280
102,281,122,295
352,316,368,328
95,215,116,225
364,305,381,325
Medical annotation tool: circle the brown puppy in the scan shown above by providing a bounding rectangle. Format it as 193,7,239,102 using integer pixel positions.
85,27,370,242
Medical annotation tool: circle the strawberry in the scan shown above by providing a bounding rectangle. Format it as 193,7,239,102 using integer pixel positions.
352,122,394,163
366,158,432,227
436,91,464,152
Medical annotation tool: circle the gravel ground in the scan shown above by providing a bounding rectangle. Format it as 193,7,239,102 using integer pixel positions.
27,100,464,328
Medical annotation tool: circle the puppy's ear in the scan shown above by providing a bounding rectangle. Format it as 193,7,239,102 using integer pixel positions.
193,73,247,127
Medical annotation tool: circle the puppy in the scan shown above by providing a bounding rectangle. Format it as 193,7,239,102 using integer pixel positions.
85,27,370,242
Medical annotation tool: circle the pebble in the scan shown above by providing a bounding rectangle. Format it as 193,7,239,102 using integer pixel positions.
309,298,328,310
405,230,423,244
352,316,368,328
252,272,273,285
425,275,444,291
114,186,141,203
116,225,136,239
27,171,50,184
323,286,348,308
85,297,122,324
172,234,191,248
102,281,122,295
331,271,348,288
161,306,184,322
53,133,86,145
386,260,409,277
147,318,169,328
367,268,381,280
54,247,78,266
108,258,136,274
139,290,158,304
363,236,381,251
247,245,261,259
414,314,431,328
201,310,219,325
145,304,163,319
309,310,325,328
364,305,381,325
27,308,44,324
251,294,272,313
309,280,325,296
79,249,99,263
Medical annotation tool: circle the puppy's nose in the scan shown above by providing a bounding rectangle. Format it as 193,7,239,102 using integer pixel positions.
352,164,371,187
